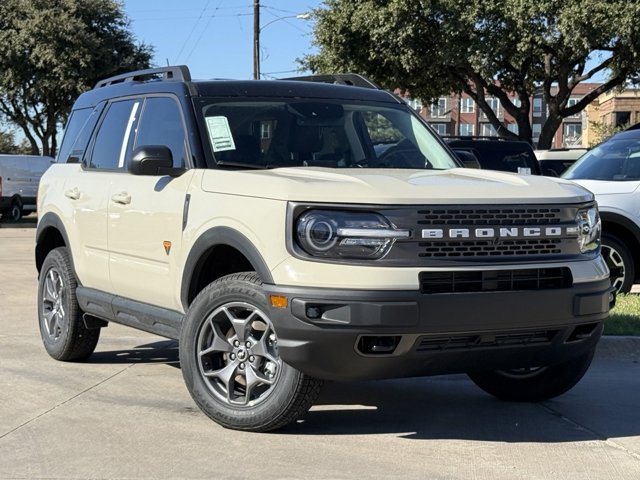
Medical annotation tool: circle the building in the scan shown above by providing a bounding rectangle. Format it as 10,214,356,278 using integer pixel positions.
405,83,602,148
584,87,640,146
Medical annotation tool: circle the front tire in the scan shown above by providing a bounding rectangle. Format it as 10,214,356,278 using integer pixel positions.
180,272,323,432
38,247,100,361
468,348,596,402
601,233,634,294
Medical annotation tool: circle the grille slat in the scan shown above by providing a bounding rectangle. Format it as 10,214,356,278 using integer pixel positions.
420,267,572,294
418,239,563,258
416,330,558,352
417,207,563,225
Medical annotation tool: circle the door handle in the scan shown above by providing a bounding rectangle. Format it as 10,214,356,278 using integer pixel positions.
111,192,131,205
64,187,80,200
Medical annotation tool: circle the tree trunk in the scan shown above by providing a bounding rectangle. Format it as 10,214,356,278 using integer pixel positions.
537,116,563,150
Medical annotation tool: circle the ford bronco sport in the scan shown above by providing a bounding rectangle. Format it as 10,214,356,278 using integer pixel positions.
36,66,613,432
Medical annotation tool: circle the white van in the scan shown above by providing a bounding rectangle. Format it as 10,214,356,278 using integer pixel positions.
0,155,54,221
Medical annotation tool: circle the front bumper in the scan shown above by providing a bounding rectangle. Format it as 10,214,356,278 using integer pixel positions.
263,279,613,381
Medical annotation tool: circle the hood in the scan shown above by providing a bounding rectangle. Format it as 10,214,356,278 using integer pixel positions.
201,167,594,205
568,179,640,196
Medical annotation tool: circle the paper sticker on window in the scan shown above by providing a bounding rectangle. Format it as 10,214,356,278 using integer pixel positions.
205,116,236,152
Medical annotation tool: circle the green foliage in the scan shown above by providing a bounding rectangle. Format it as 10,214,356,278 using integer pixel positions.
0,0,153,156
588,120,628,148
0,129,30,154
605,294,640,336
304,0,640,148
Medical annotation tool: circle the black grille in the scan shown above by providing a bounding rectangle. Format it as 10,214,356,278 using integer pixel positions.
416,330,558,352
417,207,563,225
418,239,563,258
419,267,573,294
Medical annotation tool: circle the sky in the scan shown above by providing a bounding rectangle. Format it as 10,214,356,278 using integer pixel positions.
123,0,324,80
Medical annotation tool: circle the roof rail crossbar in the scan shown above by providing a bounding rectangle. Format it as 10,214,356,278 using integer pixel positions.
281,73,381,90
94,65,192,89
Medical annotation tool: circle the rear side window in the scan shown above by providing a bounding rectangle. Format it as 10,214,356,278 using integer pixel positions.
88,99,141,170
134,97,187,168
56,108,92,163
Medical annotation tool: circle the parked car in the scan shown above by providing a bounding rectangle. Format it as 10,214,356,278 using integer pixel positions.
0,154,53,221
36,66,611,432
535,148,588,177
445,137,541,175
563,129,640,293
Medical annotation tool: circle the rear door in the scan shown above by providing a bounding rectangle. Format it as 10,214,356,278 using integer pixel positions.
107,95,194,311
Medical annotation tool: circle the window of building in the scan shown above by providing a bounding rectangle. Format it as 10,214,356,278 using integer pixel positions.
459,123,474,136
564,124,582,146
431,123,448,136
481,123,497,136
507,123,519,135
460,98,474,113
89,99,140,170
260,121,273,139
430,98,448,118
532,123,542,142
511,97,522,107
533,98,543,117
480,97,501,120
135,97,187,167
405,97,423,112
566,98,581,118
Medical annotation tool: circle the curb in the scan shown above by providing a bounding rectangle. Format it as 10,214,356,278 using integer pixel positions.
596,336,640,360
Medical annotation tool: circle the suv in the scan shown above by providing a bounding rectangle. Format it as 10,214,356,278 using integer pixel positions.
445,137,541,175
36,66,612,432
563,129,640,293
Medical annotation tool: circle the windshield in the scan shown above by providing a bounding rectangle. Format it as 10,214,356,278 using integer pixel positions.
197,99,459,170
563,134,640,181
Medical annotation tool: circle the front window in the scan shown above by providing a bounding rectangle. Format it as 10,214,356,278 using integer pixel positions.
459,123,474,136
197,99,459,170
563,132,640,181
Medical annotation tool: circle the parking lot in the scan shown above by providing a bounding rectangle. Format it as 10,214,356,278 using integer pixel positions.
1,222,639,479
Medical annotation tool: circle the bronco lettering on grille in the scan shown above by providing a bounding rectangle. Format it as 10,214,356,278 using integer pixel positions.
422,226,573,240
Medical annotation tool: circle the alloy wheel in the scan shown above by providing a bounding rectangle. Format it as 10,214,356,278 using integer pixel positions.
196,302,282,407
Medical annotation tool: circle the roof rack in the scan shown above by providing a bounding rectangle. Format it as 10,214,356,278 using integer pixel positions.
281,73,381,90
94,65,192,89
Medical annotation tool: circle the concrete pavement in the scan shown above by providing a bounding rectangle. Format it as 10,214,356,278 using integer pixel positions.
1,225,639,479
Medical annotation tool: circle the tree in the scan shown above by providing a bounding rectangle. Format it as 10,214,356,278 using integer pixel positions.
303,0,640,148
0,0,153,157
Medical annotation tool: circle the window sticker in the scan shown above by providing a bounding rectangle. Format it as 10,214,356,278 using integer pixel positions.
205,116,236,152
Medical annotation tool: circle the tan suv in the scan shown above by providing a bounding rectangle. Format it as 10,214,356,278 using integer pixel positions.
36,66,613,431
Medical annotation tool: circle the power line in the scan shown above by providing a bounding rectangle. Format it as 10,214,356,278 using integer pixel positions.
174,0,212,64
185,0,226,63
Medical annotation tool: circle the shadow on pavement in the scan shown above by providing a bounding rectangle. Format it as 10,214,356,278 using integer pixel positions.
0,215,37,228
88,339,180,368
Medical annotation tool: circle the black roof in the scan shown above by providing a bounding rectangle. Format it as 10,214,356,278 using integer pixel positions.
73,66,399,110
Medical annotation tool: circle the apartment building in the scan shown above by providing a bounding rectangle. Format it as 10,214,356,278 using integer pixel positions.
405,83,601,148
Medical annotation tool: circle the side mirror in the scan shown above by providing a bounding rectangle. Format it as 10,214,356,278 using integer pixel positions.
128,145,184,176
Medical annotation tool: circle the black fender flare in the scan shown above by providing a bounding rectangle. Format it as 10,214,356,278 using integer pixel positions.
180,226,274,310
35,212,75,276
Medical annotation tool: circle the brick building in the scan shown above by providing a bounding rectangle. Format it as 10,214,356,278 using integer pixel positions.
584,88,640,146
405,83,602,148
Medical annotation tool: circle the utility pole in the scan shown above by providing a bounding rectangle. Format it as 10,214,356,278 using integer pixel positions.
253,0,260,80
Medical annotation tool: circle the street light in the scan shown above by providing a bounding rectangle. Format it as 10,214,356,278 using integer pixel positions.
253,1,310,80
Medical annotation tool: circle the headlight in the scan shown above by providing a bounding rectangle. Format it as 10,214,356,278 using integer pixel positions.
575,206,601,253
295,210,410,259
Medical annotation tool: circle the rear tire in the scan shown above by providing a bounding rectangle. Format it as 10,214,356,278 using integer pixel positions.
9,198,22,222
602,233,634,294
38,247,100,361
468,347,596,402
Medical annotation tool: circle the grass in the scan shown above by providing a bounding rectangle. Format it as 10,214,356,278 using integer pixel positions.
605,293,640,336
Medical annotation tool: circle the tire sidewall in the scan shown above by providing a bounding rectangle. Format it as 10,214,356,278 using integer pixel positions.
180,275,302,429
38,248,79,358
602,233,634,294
10,200,22,222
